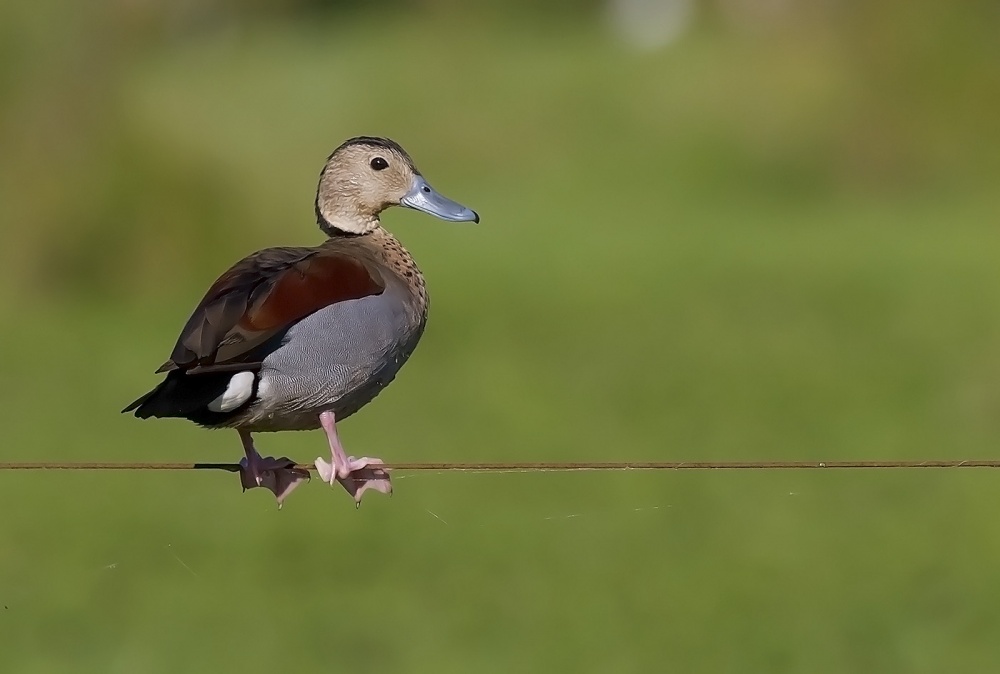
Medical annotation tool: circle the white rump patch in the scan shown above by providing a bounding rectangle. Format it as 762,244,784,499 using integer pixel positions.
207,371,256,413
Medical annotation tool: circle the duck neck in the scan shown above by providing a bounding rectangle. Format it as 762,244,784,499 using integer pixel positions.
317,214,381,237
316,208,380,237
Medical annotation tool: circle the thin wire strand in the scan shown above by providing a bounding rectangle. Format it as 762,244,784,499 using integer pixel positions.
1,460,1000,472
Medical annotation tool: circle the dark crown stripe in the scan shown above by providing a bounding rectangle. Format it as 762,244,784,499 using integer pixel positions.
327,136,411,162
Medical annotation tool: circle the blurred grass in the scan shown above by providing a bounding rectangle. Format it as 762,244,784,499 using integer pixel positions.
2,2,1000,673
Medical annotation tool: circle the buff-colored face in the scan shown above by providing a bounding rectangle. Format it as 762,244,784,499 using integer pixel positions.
315,138,479,235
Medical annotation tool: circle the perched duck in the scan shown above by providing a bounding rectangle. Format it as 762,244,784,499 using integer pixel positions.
124,136,479,506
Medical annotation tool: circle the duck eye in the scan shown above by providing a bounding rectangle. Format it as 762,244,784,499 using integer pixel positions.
370,157,388,171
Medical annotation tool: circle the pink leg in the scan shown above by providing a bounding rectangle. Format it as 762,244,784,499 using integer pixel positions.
238,430,310,508
315,410,392,505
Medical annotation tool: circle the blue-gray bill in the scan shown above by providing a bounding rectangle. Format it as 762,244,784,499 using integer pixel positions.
401,176,480,223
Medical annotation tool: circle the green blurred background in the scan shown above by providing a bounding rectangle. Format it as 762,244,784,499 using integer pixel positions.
2,1,1000,671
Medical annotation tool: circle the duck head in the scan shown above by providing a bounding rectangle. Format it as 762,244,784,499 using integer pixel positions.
315,136,479,235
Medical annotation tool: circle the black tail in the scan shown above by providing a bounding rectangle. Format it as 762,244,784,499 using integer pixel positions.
122,370,241,423
121,384,162,416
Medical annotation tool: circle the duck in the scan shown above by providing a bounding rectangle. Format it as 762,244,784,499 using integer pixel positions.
123,136,479,507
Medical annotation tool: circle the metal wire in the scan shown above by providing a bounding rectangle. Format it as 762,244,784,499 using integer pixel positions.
1,460,999,472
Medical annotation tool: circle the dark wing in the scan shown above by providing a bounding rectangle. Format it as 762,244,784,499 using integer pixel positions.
157,245,385,372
